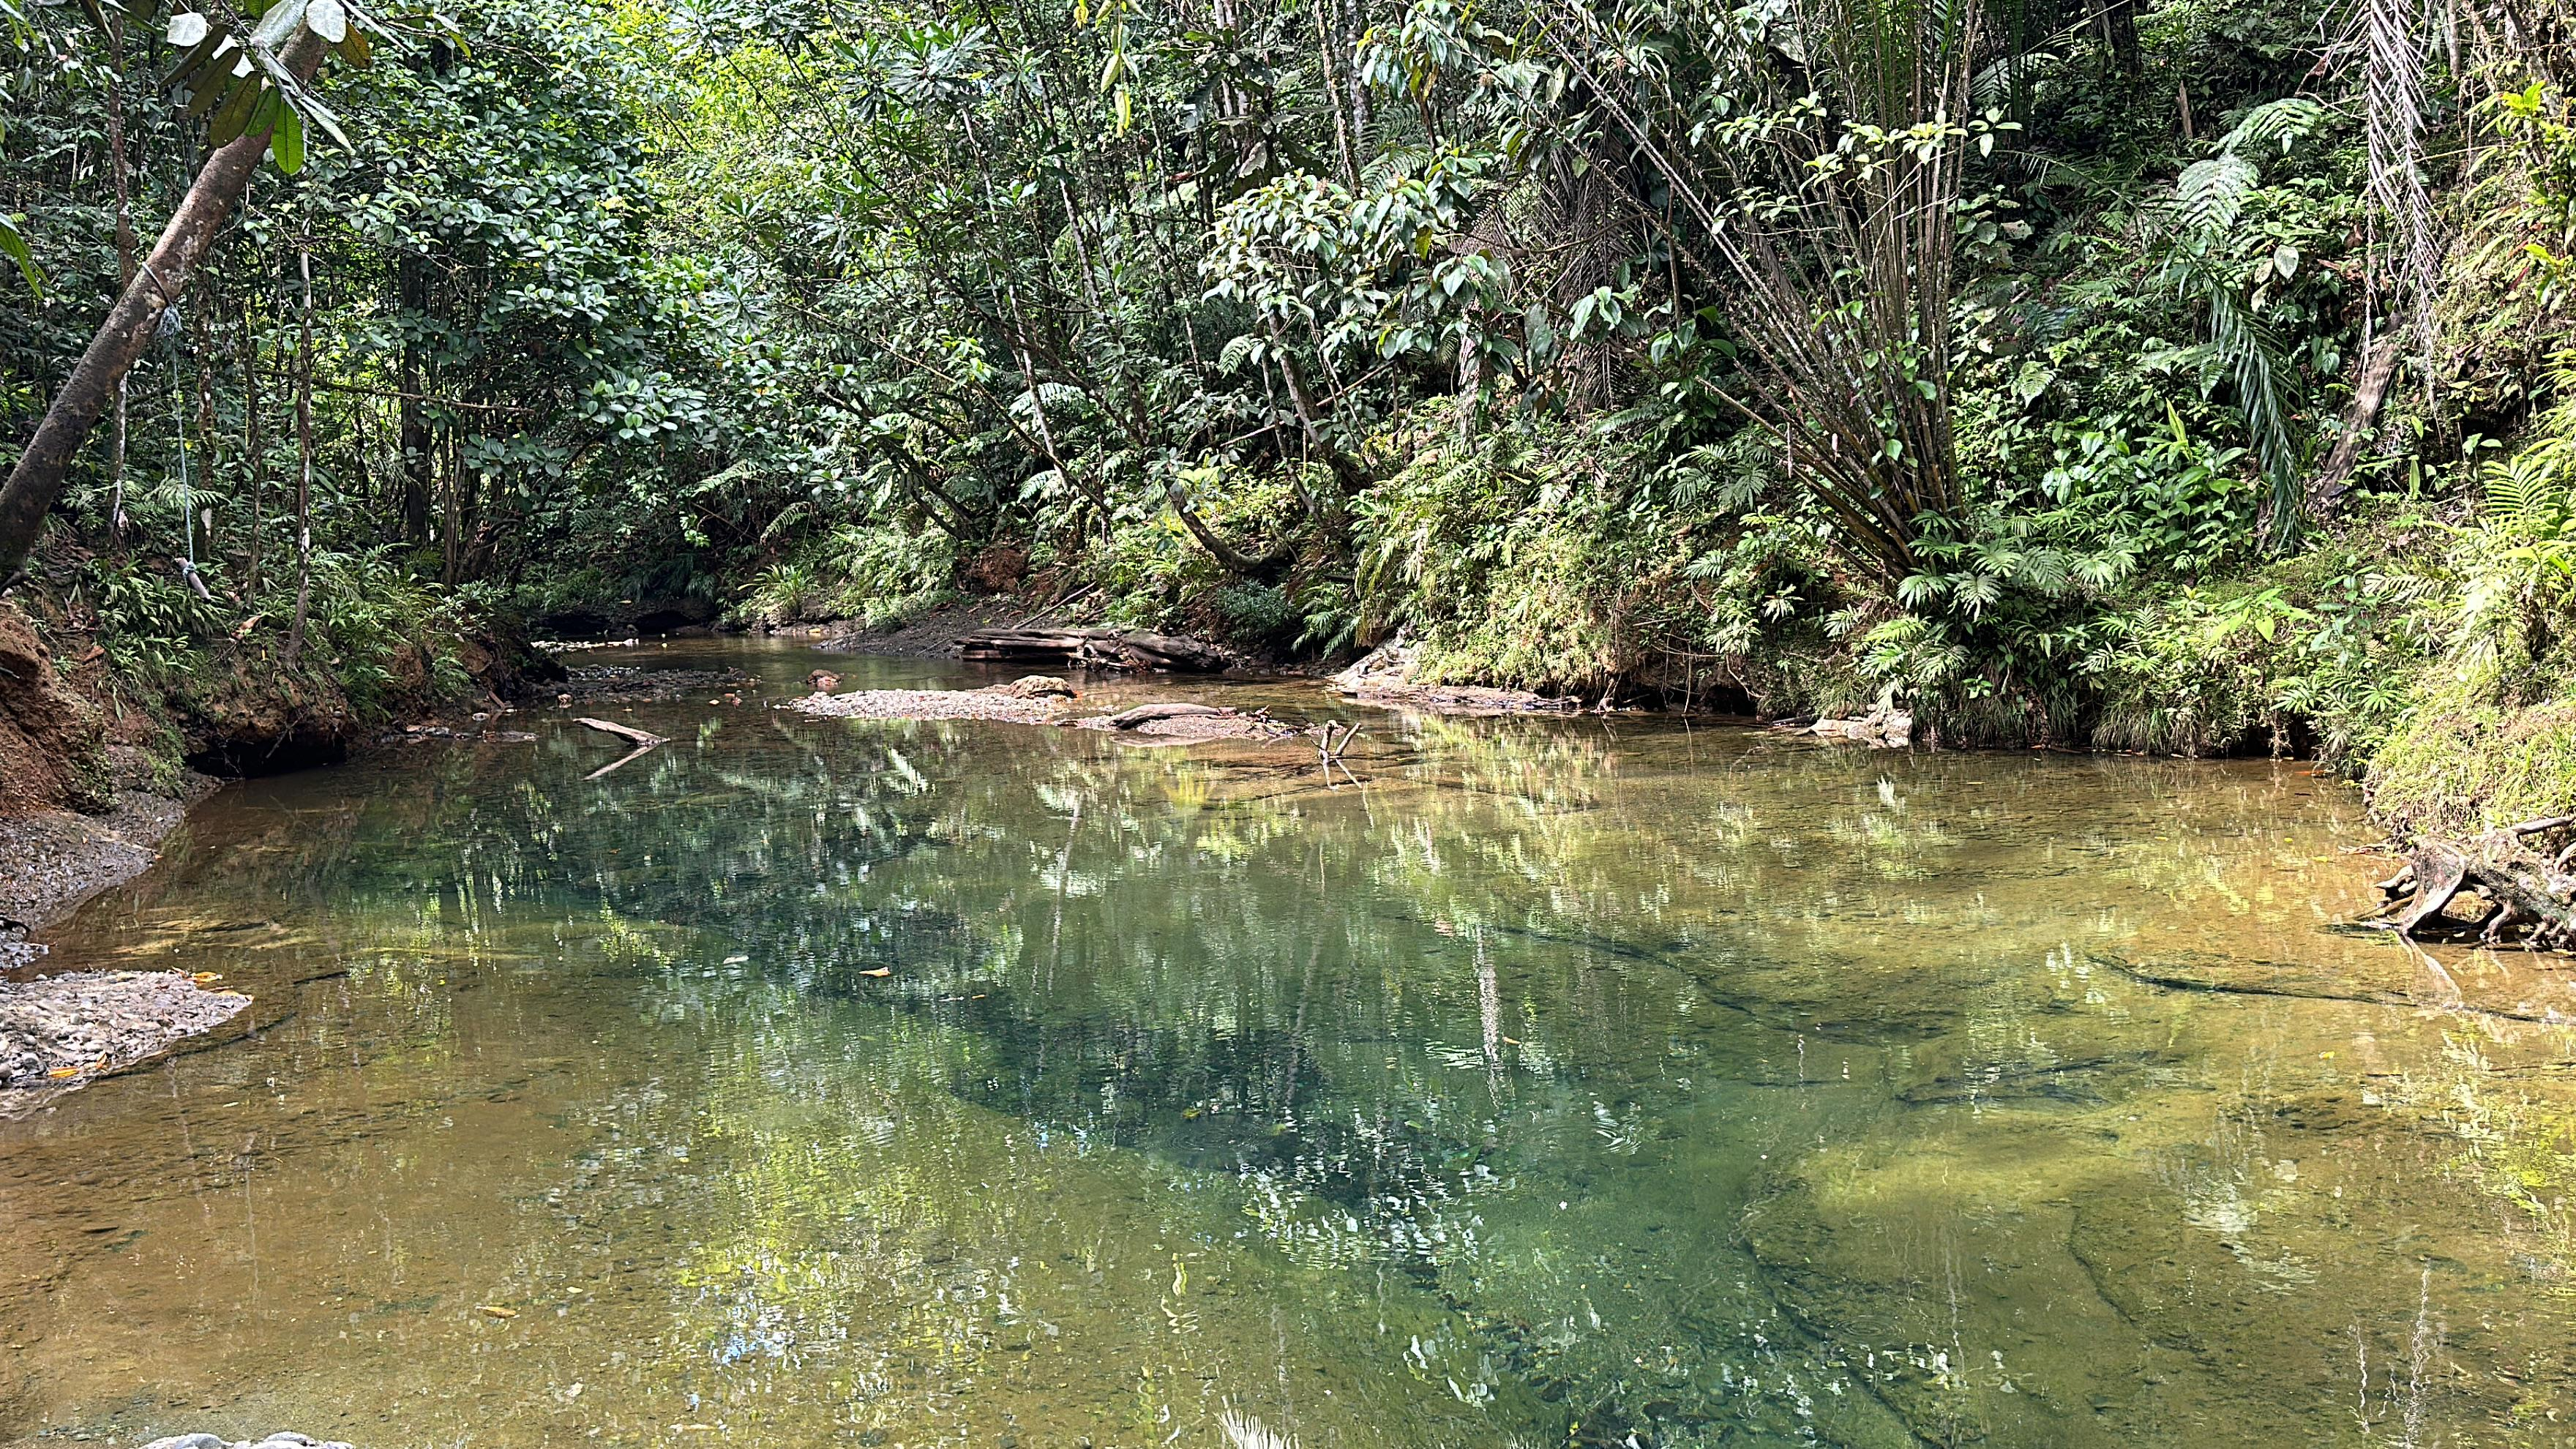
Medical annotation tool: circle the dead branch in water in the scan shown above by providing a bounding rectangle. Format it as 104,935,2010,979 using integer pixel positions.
576,716,664,747
576,716,665,779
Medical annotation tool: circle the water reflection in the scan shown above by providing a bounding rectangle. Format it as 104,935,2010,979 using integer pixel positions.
3,644,2572,1448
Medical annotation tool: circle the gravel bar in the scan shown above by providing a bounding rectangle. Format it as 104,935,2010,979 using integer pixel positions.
1,970,251,1096
780,689,1068,724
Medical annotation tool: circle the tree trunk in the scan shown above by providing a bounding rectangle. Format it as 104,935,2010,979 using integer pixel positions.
2312,332,2405,516
242,296,266,595
1163,474,1287,576
287,244,315,662
397,250,433,543
0,35,326,590
2099,0,2141,75
105,20,136,558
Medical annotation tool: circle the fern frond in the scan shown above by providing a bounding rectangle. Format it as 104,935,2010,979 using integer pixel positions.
2216,97,2325,157
2172,154,2260,236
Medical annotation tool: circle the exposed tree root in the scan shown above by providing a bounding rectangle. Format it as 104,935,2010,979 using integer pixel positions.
2368,816,2576,950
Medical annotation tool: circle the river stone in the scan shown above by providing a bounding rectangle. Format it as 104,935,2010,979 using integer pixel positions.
0,970,251,1090
782,687,1066,724
143,1435,353,1449
143,1423,355,1433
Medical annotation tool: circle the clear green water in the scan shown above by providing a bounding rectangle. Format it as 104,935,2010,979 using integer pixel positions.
7,642,2576,1448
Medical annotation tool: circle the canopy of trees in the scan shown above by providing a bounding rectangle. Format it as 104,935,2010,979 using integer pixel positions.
7,0,2576,783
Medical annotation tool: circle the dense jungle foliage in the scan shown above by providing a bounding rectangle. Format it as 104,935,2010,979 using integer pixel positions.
7,0,2576,823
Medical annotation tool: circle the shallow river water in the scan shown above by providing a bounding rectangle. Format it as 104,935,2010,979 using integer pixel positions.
7,642,2576,1448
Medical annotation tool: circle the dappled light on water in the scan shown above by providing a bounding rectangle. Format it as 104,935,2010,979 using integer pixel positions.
4,643,2575,1447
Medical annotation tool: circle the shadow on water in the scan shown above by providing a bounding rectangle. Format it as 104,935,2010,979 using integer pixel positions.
5,641,2576,1447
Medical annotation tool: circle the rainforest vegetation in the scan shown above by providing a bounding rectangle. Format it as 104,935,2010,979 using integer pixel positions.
5,0,2576,825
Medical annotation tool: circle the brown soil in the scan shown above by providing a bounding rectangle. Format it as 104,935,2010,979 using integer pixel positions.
0,601,108,817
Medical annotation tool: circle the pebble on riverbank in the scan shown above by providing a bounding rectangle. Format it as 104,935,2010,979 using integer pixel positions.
146,1434,354,1449
780,687,1069,724
144,1423,355,1433
0,970,250,1092
1071,705,1303,744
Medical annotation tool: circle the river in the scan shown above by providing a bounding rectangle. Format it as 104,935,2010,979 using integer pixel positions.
3,641,2572,1448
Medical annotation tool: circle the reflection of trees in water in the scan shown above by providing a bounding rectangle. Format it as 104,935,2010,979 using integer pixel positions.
89,717,2487,1447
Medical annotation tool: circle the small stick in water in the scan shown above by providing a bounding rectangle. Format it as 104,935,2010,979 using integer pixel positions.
575,716,665,779
575,716,664,748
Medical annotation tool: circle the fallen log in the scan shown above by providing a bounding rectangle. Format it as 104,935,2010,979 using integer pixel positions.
956,627,1231,673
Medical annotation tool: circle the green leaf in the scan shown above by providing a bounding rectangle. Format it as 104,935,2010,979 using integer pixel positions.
272,104,304,173
207,76,266,147
0,212,41,298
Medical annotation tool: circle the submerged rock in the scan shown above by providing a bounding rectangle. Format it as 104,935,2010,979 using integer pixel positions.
1071,701,1300,743
145,1434,355,1449
559,664,757,704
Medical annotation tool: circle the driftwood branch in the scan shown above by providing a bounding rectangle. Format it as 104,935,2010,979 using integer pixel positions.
1094,702,1227,730
575,716,665,779
576,716,664,747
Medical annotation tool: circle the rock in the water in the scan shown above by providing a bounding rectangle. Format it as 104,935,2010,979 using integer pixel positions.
781,688,1067,724
144,1434,353,1449
1330,642,1579,716
1803,708,1914,748
999,675,1077,700
1071,702,1299,742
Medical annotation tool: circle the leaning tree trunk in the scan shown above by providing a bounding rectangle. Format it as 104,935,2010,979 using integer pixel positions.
0,36,323,589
